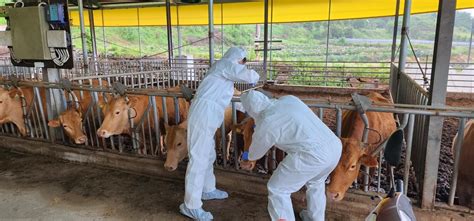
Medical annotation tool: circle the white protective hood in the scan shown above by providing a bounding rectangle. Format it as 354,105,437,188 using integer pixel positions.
240,90,273,120
221,47,246,63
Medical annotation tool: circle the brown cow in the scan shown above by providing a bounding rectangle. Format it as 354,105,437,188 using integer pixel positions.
452,119,474,209
233,115,285,173
163,106,239,171
347,77,380,89
97,87,189,153
0,79,107,144
163,88,243,171
326,138,379,201
47,79,109,144
327,92,396,201
0,83,48,136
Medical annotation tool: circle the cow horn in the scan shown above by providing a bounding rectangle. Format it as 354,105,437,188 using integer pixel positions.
358,128,383,153
369,129,404,157
369,140,386,157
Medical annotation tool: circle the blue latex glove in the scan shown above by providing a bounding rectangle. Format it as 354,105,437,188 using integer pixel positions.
242,151,249,161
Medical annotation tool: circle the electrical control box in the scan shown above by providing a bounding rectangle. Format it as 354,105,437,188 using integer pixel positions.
1,1,73,69
9,6,52,60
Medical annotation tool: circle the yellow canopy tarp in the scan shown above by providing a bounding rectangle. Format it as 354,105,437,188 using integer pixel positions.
69,0,474,27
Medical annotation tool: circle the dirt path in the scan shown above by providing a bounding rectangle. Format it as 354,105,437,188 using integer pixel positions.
0,149,269,221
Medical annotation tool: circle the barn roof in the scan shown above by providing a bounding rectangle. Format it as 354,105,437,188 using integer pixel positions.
68,0,474,27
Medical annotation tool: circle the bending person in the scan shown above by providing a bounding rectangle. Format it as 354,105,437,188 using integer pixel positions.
240,90,342,221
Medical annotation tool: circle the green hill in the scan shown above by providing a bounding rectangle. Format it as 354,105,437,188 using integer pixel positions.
71,11,473,62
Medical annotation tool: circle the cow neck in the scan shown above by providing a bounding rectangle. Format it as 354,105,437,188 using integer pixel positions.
124,94,140,124
11,86,29,136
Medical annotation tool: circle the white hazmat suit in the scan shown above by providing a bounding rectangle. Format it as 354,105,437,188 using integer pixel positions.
240,90,342,221
181,47,260,220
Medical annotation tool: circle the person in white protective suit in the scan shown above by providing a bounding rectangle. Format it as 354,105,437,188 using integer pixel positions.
239,90,342,221
180,47,260,220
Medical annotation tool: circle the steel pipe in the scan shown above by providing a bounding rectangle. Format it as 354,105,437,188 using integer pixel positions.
404,113,415,194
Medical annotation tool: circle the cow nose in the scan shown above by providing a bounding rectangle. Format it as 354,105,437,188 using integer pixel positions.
75,136,87,144
97,129,108,138
164,163,176,171
328,192,340,201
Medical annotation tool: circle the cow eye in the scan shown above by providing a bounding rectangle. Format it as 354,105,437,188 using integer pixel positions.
115,111,120,115
349,165,357,171
177,142,182,146
63,125,68,128
0,101,3,104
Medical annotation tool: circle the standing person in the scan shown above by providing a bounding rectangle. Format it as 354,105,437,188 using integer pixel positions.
180,47,260,220
239,90,342,221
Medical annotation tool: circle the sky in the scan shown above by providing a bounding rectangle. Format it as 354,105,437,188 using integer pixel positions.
461,9,474,17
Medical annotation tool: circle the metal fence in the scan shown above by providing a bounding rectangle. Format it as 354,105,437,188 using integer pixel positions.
404,62,474,93
267,61,391,87
397,69,430,197
2,57,474,92
0,79,473,210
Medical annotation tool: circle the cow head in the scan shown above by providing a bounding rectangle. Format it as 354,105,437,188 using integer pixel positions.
97,96,138,138
164,121,188,171
0,87,27,136
232,117,255,169
326,138,379,201
48,107,87,144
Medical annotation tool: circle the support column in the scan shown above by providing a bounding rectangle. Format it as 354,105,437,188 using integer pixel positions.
323,0,332,86
263,0,269,83
101,9,108,60
77,0,89,74
43,68,66,142
393,0,412,101
421,0,456,209
137,8,142,58
88,7,98,73
177,26,182,57
166,0,173,66
468,19,473,64
208,0,214,65
389,0,401,95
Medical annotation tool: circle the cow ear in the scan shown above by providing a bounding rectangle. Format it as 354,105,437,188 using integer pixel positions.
178,120,187,129
48,119,61,128
360,154,378,167
8,89,19,99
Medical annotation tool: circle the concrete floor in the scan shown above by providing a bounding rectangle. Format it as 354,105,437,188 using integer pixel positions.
0,149,270,221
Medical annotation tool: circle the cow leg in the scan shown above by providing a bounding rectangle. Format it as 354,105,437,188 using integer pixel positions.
214,133,221,154
276,149,285,165
160,135,165,154
226,133,231,161
142,144,148,155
